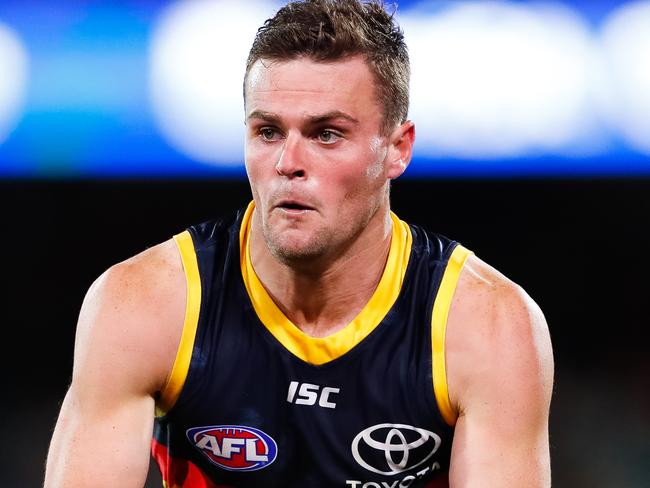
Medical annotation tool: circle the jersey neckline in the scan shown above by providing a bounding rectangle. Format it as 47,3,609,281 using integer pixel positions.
239,201,412,365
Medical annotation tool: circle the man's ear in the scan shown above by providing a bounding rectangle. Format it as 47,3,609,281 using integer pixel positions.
386,120,415,180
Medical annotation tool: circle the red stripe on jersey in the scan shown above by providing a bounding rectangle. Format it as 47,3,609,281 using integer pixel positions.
151,438,232,488
426,477,450,488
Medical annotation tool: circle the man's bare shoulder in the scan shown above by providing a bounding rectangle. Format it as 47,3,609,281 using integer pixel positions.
96,238,184,310
451,254,544,322
73,238,186,396
446,254,553,415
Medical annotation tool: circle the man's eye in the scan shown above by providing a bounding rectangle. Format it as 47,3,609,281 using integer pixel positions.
260,128,280,141
318,130,341,144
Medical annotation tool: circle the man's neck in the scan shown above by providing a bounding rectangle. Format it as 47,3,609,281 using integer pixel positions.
249,209,393,338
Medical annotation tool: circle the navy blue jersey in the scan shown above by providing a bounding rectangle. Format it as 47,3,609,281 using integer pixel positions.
152,203,472,488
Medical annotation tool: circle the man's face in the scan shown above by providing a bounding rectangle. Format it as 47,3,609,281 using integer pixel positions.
244,56,406,265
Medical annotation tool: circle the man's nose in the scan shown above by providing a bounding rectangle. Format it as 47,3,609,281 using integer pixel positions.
275,133,306,178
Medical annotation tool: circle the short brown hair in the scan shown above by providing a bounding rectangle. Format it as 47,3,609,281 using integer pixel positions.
245,0,410,134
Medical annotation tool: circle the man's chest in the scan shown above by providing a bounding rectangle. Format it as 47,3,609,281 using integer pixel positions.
154,314,453,488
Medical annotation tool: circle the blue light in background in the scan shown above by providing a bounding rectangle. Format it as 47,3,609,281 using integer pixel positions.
0,0,648,178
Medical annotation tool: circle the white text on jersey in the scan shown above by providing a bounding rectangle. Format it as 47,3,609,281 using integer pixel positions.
286,381,340,409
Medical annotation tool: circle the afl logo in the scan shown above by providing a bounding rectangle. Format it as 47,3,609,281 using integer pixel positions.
351,423,441,475
187,425,277,472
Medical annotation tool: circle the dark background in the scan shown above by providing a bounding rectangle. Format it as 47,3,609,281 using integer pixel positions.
1,178,648,487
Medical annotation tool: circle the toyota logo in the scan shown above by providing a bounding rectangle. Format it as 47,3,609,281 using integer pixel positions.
351,423,441,475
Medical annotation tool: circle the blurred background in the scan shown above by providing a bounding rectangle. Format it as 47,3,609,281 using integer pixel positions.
0,0,648,486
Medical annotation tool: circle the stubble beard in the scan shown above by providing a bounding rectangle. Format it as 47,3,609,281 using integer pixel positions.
263,222,332,268
262,204,379,271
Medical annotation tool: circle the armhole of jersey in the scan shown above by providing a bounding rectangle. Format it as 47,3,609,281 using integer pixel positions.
156,230,202,417
431,244,473,426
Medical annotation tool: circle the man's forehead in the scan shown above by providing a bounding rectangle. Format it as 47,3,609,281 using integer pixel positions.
246,56,374,95
244,56,381,121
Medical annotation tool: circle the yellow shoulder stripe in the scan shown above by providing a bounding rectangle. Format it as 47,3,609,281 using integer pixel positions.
240,202,412,365
156,230,202,416
431,244,473,426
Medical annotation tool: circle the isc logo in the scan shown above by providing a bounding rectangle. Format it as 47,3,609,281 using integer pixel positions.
287,381,340,409
186,425,277,472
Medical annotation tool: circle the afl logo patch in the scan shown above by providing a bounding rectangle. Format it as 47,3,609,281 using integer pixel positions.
187,425,277,472
351,423,441,475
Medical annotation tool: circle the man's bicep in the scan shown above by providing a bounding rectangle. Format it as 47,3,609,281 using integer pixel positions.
45,254,182,487
45,383,154,487
449,393,551,487
447,272,554,487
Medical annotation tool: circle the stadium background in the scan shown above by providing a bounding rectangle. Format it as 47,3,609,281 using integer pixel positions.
0,0,648,486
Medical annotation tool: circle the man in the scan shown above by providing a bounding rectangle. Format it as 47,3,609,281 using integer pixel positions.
44,1,553,487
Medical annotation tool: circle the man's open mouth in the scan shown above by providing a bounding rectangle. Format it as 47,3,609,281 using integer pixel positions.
277,200,314,211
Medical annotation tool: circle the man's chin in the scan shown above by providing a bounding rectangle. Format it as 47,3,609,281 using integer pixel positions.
265,233,328,266
269,242,323,265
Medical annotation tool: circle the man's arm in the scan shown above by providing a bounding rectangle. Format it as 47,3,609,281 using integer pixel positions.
44,240,185,488
446,256,554,487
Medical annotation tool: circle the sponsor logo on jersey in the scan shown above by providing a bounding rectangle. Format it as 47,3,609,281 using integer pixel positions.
187,425,277,472
286,381,340,408
345,460,441,488
351,423,442,476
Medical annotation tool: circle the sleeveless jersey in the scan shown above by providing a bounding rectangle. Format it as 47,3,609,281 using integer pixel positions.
152,203,473,488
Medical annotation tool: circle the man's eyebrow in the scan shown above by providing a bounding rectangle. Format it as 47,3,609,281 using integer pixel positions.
247,110,280,123
308,111,359,126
